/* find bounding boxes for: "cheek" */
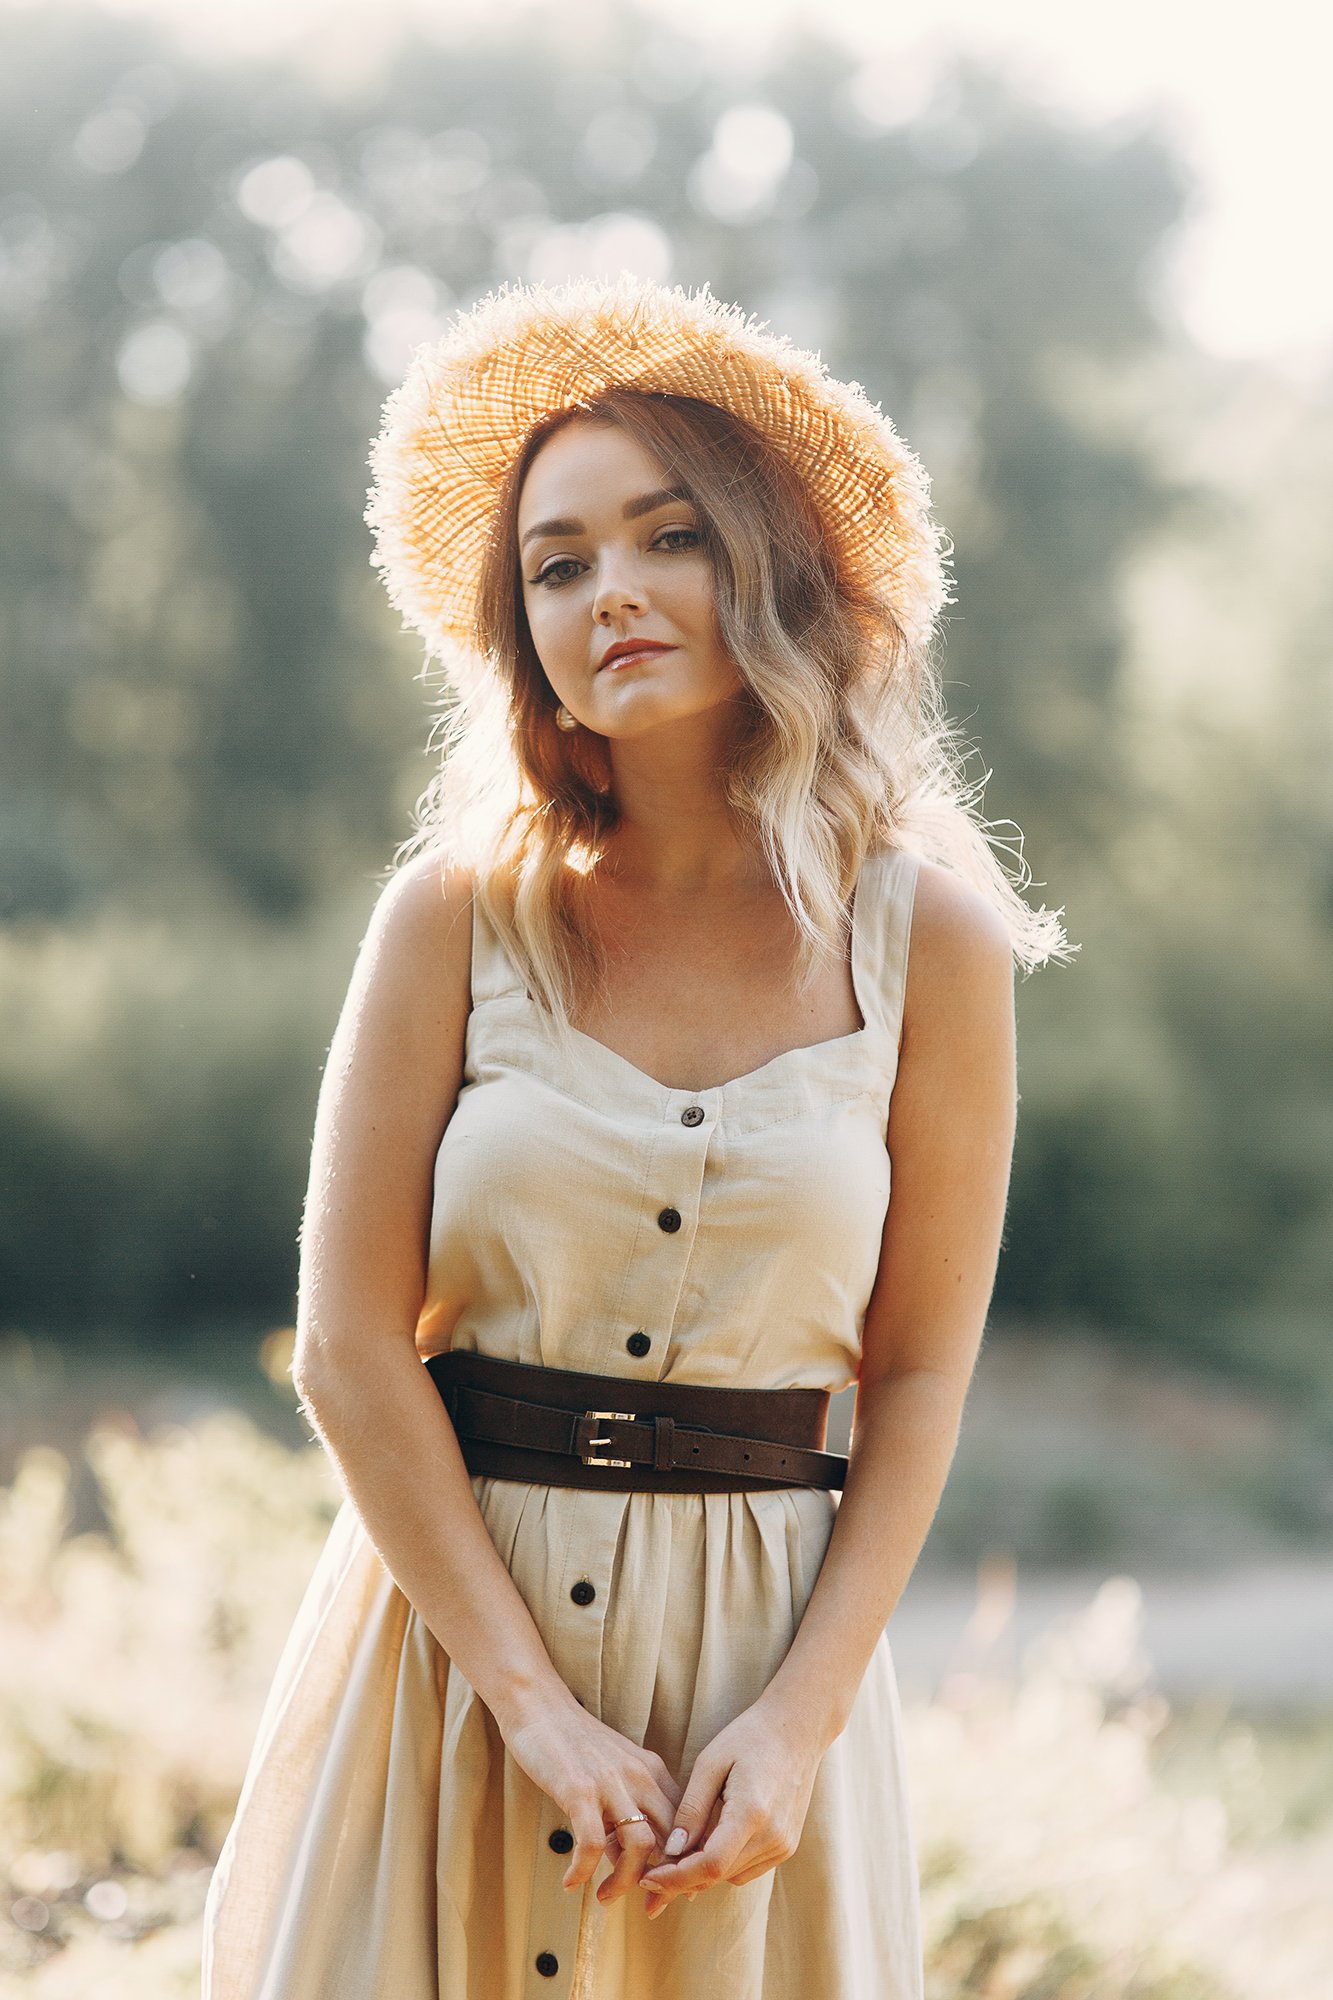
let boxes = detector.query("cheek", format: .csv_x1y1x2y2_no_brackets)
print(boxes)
670,562,722,638
522,587,577,661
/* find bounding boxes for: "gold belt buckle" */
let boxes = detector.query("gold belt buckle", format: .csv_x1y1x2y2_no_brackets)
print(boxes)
581,1408,637,1468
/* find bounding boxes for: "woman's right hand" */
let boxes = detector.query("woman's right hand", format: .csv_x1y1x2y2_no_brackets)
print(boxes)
502,1691,684,1904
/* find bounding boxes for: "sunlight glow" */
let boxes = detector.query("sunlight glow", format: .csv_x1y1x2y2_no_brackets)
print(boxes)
4,0,1330,368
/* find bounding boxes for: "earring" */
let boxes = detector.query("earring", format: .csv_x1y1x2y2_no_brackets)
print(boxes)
555,703,578,732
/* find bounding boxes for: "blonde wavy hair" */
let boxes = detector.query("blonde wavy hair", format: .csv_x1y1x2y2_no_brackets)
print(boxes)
393,387,1072,1041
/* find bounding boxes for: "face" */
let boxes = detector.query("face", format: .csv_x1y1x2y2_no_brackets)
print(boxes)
516,418,745,739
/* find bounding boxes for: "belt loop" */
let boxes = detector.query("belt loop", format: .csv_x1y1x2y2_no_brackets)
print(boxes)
652,1413,674,1471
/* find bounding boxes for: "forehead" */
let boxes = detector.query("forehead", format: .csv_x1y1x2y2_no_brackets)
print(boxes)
516,417,668,520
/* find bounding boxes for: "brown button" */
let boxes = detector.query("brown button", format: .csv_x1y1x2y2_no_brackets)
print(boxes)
681,1105,704,1126
548,1827,574,1853
626,1331,651,1356
536,1951,559,1976
657,1206,681,1232
570,1578,596,1605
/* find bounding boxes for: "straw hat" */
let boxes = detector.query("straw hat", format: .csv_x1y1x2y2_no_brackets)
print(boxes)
364,271,951,686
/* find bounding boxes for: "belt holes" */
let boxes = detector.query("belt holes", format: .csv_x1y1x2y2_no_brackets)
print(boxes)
744,1452,750,1460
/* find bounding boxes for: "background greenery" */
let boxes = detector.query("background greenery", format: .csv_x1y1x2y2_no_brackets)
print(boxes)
1,7,1329,1993
1,5,1330,1418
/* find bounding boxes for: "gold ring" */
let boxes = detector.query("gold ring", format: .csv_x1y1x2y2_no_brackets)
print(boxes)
610,1812,649,1829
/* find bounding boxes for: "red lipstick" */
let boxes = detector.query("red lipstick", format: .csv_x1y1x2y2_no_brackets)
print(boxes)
597,639,676,671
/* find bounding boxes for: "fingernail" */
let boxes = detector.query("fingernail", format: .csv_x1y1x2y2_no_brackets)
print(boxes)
665,1827,688,1856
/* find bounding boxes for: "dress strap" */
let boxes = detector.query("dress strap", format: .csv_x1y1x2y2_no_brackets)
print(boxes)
854,844,922,1050
469,883,527,1007
471,853,921,1029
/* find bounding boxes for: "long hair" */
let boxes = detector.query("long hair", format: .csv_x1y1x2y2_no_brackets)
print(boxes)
392,386,1072,1045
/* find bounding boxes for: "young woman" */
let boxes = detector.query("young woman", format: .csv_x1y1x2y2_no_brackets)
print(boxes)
201,273,1068,2000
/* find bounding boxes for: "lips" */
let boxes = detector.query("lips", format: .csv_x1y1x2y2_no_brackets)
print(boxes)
598,641,676,671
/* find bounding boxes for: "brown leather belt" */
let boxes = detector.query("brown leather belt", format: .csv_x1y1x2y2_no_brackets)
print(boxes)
425,1349,849,1492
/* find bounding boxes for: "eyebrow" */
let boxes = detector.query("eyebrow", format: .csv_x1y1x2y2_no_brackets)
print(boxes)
519,485,693,551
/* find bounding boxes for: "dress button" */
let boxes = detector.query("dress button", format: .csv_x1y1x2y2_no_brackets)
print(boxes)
626,1330,651,1356
536,1950,559,1976
657,1206,682,1232
570,1578,596,1606
681,1104,704,1126
548,1826,574,1853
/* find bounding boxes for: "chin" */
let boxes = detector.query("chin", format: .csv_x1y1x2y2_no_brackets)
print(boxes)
613,702,731,738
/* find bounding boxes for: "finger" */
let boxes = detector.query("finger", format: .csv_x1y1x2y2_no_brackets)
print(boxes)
646,1796,681,1864
621,1775,683,1877
645,1750,684,1819
562,1796,614,1892
641,1790,722,1888
643,1883,701,1917
732,1855,780,1885
644,1801,753,1898
642,1795,726,1910
640,1776,684,1859
567,1749,679,1895
648,1835,753,1898
640,1792,720,1896
596,1813,660,1905
604,1754,681,1846
651,1751,730,1873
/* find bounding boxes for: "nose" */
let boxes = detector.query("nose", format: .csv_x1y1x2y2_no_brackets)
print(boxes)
591,552,647,624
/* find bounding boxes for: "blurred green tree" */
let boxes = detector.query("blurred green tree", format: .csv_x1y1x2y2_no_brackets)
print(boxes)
0,5,1328,1414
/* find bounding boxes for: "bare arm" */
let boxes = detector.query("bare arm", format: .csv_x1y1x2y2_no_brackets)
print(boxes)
639,859,1018,1908
756,857,1019,1744
290,852,577,1740
291,853,682,1893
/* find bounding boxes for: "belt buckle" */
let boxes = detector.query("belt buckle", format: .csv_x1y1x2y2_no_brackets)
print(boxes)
581,1408,637,1468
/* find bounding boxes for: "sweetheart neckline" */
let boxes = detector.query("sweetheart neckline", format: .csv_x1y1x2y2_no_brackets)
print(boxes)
551,1013,877,1097
539,852,881,1095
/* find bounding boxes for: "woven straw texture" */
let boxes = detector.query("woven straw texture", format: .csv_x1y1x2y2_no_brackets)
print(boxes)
364,271,951,677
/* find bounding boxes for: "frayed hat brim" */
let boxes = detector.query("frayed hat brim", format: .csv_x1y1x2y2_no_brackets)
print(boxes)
364,271,952,676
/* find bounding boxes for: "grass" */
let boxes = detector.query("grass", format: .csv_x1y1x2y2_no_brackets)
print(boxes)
0,1383,1327,1997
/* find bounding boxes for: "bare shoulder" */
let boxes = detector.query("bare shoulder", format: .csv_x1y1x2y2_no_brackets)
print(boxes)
903,856,1016,1047
359,847,475,998
295,850,479,1385
325,846,479,1094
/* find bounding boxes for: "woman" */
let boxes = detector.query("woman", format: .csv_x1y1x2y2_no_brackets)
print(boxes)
201,273,1069,2000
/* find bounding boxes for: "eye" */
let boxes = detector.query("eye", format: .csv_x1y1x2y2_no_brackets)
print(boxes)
527,524,704,590
530,556,584,589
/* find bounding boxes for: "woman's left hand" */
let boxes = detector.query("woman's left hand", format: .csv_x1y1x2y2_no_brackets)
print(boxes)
633,1696,828,1916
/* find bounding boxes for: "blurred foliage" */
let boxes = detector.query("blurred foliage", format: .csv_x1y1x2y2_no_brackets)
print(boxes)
0,1417,1329,1994
0,5,1330,1399
0,889,370,1329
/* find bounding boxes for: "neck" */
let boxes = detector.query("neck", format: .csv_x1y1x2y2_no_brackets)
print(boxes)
599,712,764,897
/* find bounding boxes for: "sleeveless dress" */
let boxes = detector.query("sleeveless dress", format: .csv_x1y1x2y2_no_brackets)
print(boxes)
201,842,925,2000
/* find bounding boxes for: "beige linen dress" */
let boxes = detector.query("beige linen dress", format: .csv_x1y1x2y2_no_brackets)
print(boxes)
201,841,925,2000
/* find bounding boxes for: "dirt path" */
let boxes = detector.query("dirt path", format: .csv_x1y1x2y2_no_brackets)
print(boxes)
891,1556,1333,1707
